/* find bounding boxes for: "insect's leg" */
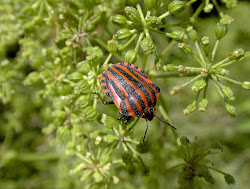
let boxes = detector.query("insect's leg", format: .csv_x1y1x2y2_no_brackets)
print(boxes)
92,92,114,105
118,114,124,120
124,116,132,124
142,119,149,143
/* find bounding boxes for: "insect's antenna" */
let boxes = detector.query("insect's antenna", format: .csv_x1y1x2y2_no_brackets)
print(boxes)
154,115,177,130
143,119,149,143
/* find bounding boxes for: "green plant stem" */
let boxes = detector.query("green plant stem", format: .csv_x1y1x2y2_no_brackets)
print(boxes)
203,78,209,98
190,0,205,22
219,59,243,68
158,105,178,139
75,152,92,164
142,54,148,70
168,163,185,170
187,0,199,6
202,164,227,175
211,39,220,62
126,118,140,133
211,0,224,17
124,33,138,49
211,75,224,99
187,145,191,160
195,41,206,67
181,75,202,88
135,32,144,51
212,57,230,68
103,53,112,67
136,4,146,26
158,11,170,20
18,153,59,161
159,40,176,58
215,74,242,85
126,143,139,155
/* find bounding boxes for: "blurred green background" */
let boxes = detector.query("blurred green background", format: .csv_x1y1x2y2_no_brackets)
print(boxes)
0,0,250,188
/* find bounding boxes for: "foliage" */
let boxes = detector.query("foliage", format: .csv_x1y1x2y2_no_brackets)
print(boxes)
0,0,250,188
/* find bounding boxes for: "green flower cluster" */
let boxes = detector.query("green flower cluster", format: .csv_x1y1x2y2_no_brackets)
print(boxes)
0,0,249,188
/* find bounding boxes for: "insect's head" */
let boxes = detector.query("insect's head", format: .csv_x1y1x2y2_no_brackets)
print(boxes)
142,107,155,121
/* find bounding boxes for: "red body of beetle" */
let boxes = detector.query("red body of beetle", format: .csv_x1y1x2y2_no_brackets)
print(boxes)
100,62,160,122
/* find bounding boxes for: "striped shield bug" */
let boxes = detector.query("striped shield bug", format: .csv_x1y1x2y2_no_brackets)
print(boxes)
94,62,176,142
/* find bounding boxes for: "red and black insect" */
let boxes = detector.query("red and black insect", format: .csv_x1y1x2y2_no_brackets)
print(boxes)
95,62,176,141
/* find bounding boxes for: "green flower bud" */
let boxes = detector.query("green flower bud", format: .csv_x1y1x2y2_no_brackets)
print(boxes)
112,175,119,184
125,49,138,63
166,30,187,42
107,39,117,53
201,68,209,77
221,0,237,8
211,141,223,152
222,86,235,102
144,0,158,10
74,80,90,94
178,43,193,55
86,46,103,59
80,170,92,181
242,81,250,89
243,51,250,59
225,103,236,117
178,65,189,73
101,114,115,129
103,134,118,143
67,72,83,81
141,165,150,176
220,14,234,25
187,26,197,41
24,21,35,33
118,44,125,51
229,48,244,60
199,98,208,112
56,126,70,140
93,171,103,183
53,97,66,109
195,166,215,184
127,164,136,175
56,83,72,95
203,3,213,13
168,0,186,15
23,71,42,86
114,28,134,40
183,102,196,115
145,16,162,28
81,106,97,121
111,15,127,25
87,55,101,67
215,23,228,39
171,85,183,96
155,57,162,70
192,79,207,92
224,173,236,185
125,6,141,23
180,136,190,145
136,141,151,153
215,68,229,76
75,96,89,109
201,36,211,56
77,61,90,74
122,151,133,165
140,37,155,54
162,64,175,72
